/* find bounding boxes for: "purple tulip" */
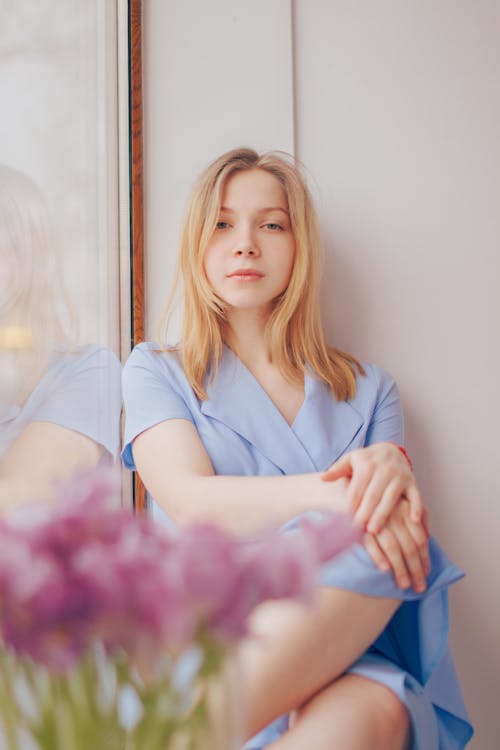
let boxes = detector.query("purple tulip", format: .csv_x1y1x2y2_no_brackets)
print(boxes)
176,524,241,617
0,467,360,671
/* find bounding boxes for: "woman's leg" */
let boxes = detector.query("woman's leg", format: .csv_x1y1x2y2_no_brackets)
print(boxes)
239,586,402,740
268,674,411,750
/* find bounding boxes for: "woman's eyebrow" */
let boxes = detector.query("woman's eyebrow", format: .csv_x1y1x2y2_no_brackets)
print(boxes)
258,207,289,215
219,206,289,214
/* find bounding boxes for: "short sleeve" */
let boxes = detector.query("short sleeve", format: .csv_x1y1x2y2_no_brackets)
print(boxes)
33,347,122,459
363,364,404,446
121,344,194,470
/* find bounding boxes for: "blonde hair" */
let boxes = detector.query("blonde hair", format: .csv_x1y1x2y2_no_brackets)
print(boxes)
0,164,76,399
158,147,364,401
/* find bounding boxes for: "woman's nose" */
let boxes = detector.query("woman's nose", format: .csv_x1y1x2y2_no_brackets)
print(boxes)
233,244,257,256
232,223,260,257
233,233,260,257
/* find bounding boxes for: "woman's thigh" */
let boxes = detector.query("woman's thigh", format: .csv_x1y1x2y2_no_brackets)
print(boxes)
240,586,402,739
271,673,411,750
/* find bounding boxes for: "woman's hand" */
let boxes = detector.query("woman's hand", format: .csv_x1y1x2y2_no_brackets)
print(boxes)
321,442,423,534
363,499,430,592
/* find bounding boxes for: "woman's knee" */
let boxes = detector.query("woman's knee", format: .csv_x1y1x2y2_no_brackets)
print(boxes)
366,680,411,750
292,674,410,750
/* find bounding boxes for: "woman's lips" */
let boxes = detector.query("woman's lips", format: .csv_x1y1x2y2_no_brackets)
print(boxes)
227,269,264,280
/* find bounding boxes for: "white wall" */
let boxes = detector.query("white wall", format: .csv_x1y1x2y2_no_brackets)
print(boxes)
143,0,294,339
145,2,500,746
293,4,500,747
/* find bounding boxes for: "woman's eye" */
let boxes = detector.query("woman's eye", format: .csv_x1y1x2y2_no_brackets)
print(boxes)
216,221,230,230
264,222,283,231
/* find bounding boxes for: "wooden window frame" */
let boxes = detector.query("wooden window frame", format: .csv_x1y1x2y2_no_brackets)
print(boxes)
129,0,146,511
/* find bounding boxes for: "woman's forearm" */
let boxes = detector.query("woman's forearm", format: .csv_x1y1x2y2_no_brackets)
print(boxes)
148,472,351,536
132,419,352,535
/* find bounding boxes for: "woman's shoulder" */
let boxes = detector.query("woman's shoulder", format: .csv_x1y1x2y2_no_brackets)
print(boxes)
124,341,183,371
123,342,191,394
349,361,400,408
357,361,397,387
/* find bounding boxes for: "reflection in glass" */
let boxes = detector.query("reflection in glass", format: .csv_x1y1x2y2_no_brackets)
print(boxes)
0,165,121,513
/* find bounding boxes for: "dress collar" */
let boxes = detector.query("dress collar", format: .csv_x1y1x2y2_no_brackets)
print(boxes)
200,347,363,474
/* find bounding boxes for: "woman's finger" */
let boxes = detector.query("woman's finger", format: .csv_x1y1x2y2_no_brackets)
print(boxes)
322,452,373,515
389,519,428,593
363,533,391,572
405,482,424,524
393,499,431,575
375,527,411,590
405,515,431,576
362,476,405,533
345,461,376,516
320,454,353,482
421,507,431,539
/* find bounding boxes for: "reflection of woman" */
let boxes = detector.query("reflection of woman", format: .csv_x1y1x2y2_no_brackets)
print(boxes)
0,165,121,512
122,149,472,749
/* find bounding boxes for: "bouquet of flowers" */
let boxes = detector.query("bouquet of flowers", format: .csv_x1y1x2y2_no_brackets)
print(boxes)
0,469,360,750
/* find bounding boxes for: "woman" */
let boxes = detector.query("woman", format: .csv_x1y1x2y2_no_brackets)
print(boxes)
122,148,472,749
0,164,121,511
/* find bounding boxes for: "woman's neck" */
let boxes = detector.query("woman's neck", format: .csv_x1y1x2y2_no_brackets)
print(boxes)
223,308,272,367
222,308,305,427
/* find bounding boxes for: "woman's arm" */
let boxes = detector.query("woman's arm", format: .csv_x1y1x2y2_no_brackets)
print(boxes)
0,421,103,512
132,418,352,536
133,419,430,589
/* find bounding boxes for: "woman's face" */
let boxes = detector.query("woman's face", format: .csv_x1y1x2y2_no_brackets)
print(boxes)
203,168,295,318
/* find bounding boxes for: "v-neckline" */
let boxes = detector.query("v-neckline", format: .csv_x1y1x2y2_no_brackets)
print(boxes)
222,345,308,430
200,345,365,474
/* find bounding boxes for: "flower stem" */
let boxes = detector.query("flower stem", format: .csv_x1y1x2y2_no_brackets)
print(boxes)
0,649,25,750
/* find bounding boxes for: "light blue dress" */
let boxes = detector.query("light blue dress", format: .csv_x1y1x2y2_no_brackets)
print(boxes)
1,346,122,460
122,342,473,750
